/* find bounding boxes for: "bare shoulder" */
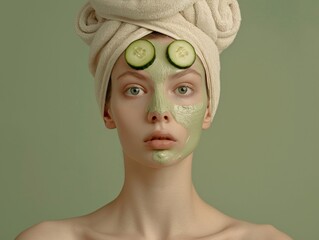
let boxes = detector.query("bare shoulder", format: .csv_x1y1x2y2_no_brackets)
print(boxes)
15,220,76,240
224,220,293,240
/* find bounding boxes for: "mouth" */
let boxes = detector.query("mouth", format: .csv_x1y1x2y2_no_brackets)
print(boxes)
144,131,176,149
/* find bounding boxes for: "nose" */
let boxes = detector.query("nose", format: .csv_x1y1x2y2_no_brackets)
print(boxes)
147,111,170,123
147,90,171,123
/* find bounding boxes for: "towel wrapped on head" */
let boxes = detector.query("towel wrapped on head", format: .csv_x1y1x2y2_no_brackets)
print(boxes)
75,0,241,123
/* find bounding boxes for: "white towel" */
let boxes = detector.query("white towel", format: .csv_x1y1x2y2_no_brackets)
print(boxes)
75,0,241,123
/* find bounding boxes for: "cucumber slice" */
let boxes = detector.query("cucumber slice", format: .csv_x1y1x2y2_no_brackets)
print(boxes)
125,39,156,70
166,40,196,69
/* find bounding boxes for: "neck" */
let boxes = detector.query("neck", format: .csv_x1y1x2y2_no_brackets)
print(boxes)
110,153,208,238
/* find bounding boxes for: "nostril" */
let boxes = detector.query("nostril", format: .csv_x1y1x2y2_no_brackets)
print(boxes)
149,112,170,122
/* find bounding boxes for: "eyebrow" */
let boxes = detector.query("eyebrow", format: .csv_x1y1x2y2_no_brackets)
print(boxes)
116,71,149,81
116,68,201,82
170,68,201,80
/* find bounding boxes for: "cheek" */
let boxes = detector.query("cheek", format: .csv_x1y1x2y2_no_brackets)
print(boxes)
172,103,206,130
111,98,146,136
173,103,207,154
113,110,141,152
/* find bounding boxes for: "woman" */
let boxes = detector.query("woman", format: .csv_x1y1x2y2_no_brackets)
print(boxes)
16,0,292,239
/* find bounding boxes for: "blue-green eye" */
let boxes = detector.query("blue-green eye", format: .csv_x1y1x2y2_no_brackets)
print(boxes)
176,86,191,95
125,86,144,96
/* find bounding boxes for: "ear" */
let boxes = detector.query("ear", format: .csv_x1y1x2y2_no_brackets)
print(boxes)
103,104,116,129
202,106,212,129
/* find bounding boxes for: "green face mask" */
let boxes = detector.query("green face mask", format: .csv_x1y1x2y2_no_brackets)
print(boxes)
143,39,208,164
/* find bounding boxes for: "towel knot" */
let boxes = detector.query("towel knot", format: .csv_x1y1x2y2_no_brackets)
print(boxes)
90,0,198,20
78,0,241,52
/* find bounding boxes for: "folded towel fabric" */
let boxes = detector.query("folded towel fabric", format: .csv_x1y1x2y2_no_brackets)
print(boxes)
75,0,241,123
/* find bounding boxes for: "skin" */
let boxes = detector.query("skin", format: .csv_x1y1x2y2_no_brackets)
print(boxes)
15,34,293,240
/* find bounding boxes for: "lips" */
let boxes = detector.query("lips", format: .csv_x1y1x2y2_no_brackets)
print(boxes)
144,131,176,149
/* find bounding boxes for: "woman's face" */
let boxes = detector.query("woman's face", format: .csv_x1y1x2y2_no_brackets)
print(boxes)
105,35,211,168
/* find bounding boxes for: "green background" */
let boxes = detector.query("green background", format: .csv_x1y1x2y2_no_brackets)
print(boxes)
1,1,318,239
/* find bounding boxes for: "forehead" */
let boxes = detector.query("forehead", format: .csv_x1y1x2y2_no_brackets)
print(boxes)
111,34,205,81
143,33,175,43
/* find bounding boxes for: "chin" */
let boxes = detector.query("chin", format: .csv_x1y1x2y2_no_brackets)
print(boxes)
143,149,193,168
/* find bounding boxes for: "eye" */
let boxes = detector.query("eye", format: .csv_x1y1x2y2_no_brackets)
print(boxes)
175,85,192,95
125,86,145,96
